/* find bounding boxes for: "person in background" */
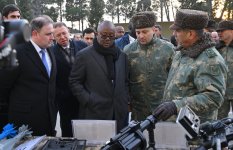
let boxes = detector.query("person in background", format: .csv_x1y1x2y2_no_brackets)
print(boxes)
0,3,21,129
204,19,219,43
115,25,125,39
2,4,21,20
0,15,58,136
153,9,227,123
216,20,233,119
211,31,220,43
115,21,136,51
52,22,87,137
73,33,83,41
170,34,177,47
204,19,217,33
124,11,175,122
154,24,169,41
69,21,130,133
82,28,95,46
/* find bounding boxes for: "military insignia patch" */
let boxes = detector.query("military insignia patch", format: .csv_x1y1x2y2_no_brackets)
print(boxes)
208,64,220,76
205,49,217,58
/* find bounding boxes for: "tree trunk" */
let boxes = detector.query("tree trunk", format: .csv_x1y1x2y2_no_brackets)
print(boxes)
112,12,114,22
81,18,84,32
164,1,170,21
59,2,62,22
79,20,81,31
207,0,213,18
160,0,163,22
219,1,227,20
117,6,120,23
170,0,175,20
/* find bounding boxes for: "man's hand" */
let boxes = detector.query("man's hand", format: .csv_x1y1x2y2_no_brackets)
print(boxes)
153,101,177,121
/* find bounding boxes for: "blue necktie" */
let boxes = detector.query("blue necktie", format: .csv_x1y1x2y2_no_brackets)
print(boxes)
40,49,50,76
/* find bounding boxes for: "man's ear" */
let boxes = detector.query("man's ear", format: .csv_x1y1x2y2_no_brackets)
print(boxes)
188,30,197,40
31,30,38,37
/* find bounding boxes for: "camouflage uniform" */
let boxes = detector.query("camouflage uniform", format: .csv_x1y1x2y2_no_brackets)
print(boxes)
124,37,175,121
164,34,227,123
217,41,233,119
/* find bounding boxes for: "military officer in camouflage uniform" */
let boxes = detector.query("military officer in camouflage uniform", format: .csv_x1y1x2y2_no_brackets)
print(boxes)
216,20,233,119
123,11,175,121
153,9,227,123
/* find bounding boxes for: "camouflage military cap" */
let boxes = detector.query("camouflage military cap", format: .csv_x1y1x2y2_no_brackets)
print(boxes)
170,9,209,30
131,11,156,29
216,20,233,31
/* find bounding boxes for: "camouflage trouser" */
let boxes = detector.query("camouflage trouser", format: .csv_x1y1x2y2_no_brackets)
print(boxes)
131,103,160,122
131,108,151,122
218,98,232,119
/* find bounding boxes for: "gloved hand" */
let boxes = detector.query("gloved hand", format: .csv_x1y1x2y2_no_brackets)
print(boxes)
153,101,177,121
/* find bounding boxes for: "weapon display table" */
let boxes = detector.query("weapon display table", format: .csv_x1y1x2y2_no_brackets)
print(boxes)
16,136,103,150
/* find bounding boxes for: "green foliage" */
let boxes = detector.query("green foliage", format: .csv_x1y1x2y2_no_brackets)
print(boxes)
151,0,160,12
224,0,233,20
0,0,15,12
105,0,136,23
65,0,87,21
120,0,137,22
43,6,59,22
44,0,63,22
205,0,232,20
65,0,79,22
17,0,33,21
88,0,105,29
105,0,117,21
178,0,209,11
136,0,152,12
65,0,88,29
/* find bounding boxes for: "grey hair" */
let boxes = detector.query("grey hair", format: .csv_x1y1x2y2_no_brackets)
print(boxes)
30,15,53,32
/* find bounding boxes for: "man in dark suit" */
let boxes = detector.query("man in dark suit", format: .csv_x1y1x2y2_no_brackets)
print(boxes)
52,22,87,137
0,15,57,136
69,21,130,133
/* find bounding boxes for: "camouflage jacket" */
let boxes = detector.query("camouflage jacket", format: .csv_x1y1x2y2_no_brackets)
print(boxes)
164,35,227,123
218,41,233,100
217,41,233,119
124,37,175,121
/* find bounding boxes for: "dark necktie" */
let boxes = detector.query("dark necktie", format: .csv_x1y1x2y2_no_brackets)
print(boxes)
64,47,70,55
40,49,50,76
63,47,74,64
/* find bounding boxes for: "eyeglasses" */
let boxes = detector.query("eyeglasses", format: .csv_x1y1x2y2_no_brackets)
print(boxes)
99,33,115,39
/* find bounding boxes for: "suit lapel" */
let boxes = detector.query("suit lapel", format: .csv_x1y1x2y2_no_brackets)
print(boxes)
54,45,70,67
47,47,56,80
90,47,108,76
24,42,50,79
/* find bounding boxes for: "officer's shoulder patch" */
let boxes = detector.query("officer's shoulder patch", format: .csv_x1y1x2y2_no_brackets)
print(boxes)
208,64,221,76
205,49,217,58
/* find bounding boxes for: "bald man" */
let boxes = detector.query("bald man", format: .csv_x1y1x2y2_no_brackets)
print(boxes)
69,21,130,133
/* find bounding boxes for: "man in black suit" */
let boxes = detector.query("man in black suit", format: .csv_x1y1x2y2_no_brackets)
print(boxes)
52,22,87,137
69,21,130,133
0,15,57,136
